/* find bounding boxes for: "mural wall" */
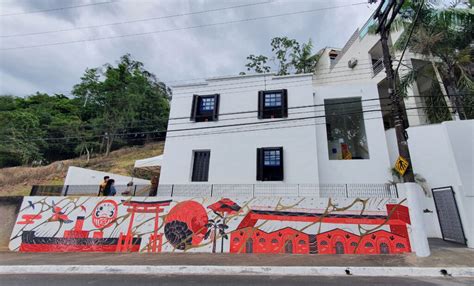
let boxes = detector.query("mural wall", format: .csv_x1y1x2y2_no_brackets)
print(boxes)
9,196,412,255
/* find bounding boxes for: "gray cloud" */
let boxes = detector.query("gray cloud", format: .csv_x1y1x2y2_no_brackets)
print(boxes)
0,0,376,96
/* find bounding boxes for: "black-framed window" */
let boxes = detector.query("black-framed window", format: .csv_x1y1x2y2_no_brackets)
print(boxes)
191,150,210,182
325,97,369,160
258,89,288,119
191,94,220,122
257,147,283,181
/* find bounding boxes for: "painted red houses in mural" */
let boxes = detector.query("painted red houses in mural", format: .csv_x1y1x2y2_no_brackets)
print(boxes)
230,204,411,255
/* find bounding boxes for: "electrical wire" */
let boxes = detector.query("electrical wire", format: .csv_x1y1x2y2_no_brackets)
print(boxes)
2,105,459,143
0,2,368,51
0,1,273,38
0,1,116,17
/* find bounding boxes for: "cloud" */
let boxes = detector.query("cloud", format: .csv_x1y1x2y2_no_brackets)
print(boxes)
0,0,376,96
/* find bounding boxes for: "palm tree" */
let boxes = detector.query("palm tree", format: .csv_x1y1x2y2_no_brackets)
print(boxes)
204,214,228,253
373,0,474,120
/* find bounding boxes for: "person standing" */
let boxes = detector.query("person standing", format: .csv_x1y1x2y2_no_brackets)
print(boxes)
98,176,110,196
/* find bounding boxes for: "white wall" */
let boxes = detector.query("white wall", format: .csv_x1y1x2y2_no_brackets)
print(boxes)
160,74,320,185
64,166,150,186
313,24,429,128
314,82,392,184
400,120,474,247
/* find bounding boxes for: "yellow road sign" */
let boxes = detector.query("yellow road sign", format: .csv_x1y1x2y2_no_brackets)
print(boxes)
395,156,409,176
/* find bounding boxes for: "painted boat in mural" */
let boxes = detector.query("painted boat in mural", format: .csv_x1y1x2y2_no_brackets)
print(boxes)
19,230,142,252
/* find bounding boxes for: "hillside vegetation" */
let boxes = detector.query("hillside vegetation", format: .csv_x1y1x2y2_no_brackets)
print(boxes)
0,142,164,196
0,54,170,168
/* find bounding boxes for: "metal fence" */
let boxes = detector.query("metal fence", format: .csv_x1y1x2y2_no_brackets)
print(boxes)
30,184,152,196
157,183,398,198
30,183,398,198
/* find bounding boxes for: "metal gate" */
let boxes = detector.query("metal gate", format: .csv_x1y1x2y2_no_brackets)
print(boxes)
432,187,466,245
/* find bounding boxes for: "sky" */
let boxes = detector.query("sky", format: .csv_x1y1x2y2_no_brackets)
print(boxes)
0,0,377,97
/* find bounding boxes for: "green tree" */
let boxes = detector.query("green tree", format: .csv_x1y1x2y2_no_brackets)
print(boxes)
0,111,44,166
244,37,320,75
386,0,474,120
73,54,170,156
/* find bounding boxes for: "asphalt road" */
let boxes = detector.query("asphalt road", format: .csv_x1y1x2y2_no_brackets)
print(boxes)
0,274,472,286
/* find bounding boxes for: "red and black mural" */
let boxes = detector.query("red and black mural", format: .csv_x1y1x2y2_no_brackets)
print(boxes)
229,204,411,254
9,196,413,255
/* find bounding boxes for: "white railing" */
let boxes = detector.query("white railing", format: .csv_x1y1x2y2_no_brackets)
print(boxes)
157,183,398,198
372,58,384,76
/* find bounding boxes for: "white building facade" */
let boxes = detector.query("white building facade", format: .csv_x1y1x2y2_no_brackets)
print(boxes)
159,13,473,248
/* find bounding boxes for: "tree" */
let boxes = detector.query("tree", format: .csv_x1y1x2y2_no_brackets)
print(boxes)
245,55,271,74
244,37,320,75
0,111,44,166
271,37,299,75
291,39,320,74
72,54,171,156
204,215,228,253
387,0,474,120
0,53,171,167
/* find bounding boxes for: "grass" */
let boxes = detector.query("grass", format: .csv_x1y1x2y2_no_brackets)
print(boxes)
0,142,164,196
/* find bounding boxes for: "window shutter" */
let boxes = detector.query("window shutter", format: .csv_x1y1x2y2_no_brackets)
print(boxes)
282,89,288,118
256,148,263,180
192,151,211,182
278,147,284,181
258,91,264,119
213,94,220,121
190,95,199,121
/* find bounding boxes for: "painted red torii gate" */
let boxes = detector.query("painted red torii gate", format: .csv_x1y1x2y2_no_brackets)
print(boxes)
117,200,172,252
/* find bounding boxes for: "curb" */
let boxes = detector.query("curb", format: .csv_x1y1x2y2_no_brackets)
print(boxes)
0,265,473,277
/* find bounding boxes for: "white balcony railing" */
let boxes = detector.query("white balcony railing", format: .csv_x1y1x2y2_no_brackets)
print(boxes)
372,58,384,77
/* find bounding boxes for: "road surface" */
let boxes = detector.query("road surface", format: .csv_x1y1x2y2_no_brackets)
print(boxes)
0,274,472,286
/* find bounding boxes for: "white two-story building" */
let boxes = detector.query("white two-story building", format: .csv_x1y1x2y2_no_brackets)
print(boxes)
157,12,473,248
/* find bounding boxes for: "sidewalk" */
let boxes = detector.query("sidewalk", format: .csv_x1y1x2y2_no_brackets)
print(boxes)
0,239,472,277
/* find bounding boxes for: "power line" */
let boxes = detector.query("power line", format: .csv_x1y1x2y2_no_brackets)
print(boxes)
0,1,273,38
3,105,455,143
0,2,368,51
0,0,116,17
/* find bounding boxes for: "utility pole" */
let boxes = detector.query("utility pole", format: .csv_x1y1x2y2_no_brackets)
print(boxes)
373,0,430,258
374,0,415,182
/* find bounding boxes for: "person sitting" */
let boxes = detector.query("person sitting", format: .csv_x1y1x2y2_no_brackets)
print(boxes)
121,181,134,196
98,176,109,196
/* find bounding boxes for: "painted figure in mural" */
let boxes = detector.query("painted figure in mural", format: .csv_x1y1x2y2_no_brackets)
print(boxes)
98,176,110,196
103,179,117,196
